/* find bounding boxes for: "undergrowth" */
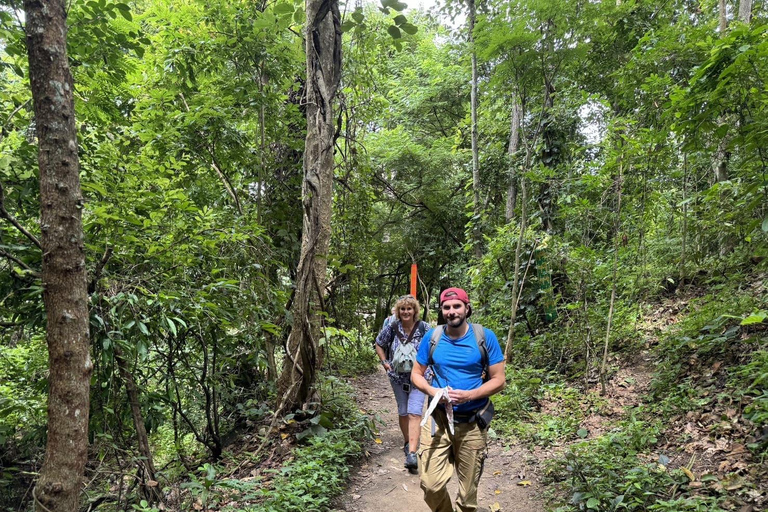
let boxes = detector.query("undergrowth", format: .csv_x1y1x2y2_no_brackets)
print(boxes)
544,416,727,512
133,374,373,512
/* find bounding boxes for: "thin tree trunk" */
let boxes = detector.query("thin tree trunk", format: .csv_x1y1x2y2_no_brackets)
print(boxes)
681,152,688,286
277,0,341,413
468,0,482,259
719,0,727,33
114,346,162,504
600,163,623,396
739,0,752,23
504,170,529,361
24,0,92,509
505,94,521,222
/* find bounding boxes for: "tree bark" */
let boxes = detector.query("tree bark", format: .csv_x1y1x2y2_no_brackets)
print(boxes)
24,0,92,510
719,0,727,33
505,94,522,222
468,0,482,259
504,167,529,361
277,0,341,413
738,0,752,23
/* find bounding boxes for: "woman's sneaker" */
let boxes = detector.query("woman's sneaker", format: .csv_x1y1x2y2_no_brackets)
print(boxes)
403,442,409,456
405,451,418,472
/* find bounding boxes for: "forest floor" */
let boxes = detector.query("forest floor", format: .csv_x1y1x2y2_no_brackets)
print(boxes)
332,369,547,512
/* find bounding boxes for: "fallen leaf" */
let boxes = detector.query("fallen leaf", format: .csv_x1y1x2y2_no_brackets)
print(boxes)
375,438,383,444
681,467,695,481
281,433,289,440
493,471,502,476
352,494,362,500
517,480,531,487
489,503,501,512
146,480,158,487
403,484,409,491
495,489,501,495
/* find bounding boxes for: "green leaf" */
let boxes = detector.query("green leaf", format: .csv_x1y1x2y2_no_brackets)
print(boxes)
351,9,365,23
586,497,599,509
762,214,768,232
274,2,294,15
400,22,418,35
166,317,177,336
341,19,356,32
741,312,767,325
387,25,402,39
393,14,407,25
114,3,132,21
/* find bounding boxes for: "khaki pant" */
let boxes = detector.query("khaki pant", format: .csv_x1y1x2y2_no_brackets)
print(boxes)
418,408,488,512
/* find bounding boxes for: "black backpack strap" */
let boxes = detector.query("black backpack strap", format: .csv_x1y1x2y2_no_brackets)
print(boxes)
386,320,401,360
470,323,488,381
428,325,444,367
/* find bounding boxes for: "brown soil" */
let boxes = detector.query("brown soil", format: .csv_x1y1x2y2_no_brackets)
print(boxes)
333,369,546,512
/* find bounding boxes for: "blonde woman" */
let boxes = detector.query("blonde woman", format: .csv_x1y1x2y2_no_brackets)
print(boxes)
375,294,430,472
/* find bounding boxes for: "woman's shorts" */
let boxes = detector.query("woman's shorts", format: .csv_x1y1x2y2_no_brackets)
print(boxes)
390,379,427,416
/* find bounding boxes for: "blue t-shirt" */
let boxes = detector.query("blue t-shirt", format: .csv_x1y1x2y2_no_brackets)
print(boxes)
416,323,504,413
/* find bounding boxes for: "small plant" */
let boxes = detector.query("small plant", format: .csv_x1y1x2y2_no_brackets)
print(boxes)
131,500,161,512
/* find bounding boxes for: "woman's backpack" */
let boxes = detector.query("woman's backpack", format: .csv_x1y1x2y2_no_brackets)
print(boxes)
389,321,426,374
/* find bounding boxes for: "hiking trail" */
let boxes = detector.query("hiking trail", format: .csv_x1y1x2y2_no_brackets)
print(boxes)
333,369,546,512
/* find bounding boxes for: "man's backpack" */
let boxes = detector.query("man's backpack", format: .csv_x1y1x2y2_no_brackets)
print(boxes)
389,321,427,374
428,323,489,381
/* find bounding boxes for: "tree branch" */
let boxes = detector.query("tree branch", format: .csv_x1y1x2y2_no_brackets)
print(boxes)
88,246,113,294
0,181,42,250
0,247,38,275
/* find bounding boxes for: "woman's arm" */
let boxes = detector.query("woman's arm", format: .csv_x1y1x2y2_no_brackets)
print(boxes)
375,344,392,372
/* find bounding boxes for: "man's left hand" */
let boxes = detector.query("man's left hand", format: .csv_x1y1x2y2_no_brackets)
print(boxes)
447,389,475,405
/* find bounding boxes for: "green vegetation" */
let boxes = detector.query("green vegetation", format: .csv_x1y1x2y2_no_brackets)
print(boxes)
1,0,767,509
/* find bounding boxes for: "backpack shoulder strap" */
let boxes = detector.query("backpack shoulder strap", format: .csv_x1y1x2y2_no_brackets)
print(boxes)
428,325,444,367
387,320,400,359
418,321,427,338
471,323,489,380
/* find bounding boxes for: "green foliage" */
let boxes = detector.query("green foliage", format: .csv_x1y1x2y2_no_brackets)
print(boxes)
494,368,608,447
728,350,768,451
546,418,726,512
322,327,379,376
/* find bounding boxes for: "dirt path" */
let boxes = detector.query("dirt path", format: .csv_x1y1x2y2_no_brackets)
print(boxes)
334,368,546,512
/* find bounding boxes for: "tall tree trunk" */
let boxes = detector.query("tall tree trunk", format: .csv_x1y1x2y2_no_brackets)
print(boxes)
505,94,522,222
738,0,752,23
681,152,688,286
24,0,92,510
277,0,341,413
719,0,727,33
114,346,162,504
600,162,623,396
468,0,482,259
504,161,529,361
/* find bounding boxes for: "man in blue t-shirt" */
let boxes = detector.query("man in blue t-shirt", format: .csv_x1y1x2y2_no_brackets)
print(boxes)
411,287,506,512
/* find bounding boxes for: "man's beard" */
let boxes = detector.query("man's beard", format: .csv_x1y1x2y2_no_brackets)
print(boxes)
446,315,466,327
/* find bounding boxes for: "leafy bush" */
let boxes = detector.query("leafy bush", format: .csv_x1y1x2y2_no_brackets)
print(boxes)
322,327,379,376
546,417,726,511
164,374,374,512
